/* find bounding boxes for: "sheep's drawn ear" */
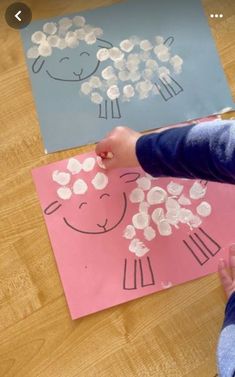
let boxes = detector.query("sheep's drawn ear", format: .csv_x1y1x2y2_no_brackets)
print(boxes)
120,172,140,183
44,201,62,215
32,56,45,74
164,36,174,47
97,38,113,49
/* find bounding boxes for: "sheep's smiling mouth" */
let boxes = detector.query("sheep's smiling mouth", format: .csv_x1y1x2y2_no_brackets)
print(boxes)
63,193,127,235
45,60,100,82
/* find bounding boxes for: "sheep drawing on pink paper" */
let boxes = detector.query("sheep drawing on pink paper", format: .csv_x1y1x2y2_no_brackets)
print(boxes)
43,155,221,291
27,15,184,119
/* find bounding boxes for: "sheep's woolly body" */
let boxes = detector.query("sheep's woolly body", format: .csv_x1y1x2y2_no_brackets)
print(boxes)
27,15,184,103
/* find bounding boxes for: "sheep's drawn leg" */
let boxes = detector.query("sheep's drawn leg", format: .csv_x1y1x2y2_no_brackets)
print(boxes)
111,99,121,119
98,100,108,119
123,258,137,290
155,75,183,102
182,227,221,266
139,256,155,287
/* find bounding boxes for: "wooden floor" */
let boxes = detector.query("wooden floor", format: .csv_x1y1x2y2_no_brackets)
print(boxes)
0,0,235,376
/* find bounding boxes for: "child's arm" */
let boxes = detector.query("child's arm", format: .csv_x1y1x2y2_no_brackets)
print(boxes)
96,119,235,184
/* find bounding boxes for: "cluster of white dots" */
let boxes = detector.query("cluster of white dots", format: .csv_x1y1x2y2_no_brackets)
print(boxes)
82,35,183,102
52,156,108,200
123,177,212,258
27,16,103,58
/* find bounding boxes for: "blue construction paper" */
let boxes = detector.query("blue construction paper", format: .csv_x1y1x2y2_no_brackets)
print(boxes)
21,0,234,153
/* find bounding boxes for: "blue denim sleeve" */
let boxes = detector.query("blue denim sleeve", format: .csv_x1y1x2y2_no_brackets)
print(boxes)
136,120,235,184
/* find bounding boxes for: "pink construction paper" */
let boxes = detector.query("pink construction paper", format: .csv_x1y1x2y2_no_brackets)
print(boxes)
32,147,235,320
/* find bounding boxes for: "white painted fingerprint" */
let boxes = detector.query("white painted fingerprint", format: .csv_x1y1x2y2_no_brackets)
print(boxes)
196,201,212,217
107,85,120,100
129,238,149,257
85,32,96,45
82,157,96,172
119,39,134,52
47,35,60,47
92,172,108,190
189,182,207,199
137,177,151,191
97,48,110,61
165,198,180,211
67,158,82,174
167,181,184,196
147,186,167,204
52,170,71,185
27,46,39,59
89,76,102,88
73,179,88,194
145,59,158,70
152,208,165,225
57,38,67,50
102,66,115,80
157,220,172,236
132,212,149,229
81,82,92,95
161,281,173,289
58,17,73,30
123,225,136,240
57,187,72,200
178,194,191,206
91,92,103,104
139,39,153,51
31,31,46,44
43,22,57,35
179,208,194,223
139,201,150,213
73,15,86,27
123,85,135,98
189,215,202,228
38,42,52,57
165,209,180,227
144,226,156,241
129,188,145,203
109,47,124,61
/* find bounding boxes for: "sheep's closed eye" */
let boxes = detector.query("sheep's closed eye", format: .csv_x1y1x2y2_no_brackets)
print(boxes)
80,51,90,57
79,202,87,209
100,193,110,199
59,57,70,63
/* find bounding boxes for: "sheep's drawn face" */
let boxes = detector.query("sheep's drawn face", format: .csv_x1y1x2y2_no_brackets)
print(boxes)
44,172,140,235
32,38,113,82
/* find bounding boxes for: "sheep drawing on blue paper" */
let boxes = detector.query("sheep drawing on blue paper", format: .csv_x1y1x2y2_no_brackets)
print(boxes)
27,15,184,119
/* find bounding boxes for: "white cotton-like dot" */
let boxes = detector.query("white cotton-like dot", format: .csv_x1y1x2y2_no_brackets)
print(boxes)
67,158,82,174
43,22,57,35
129,188,145,203
137,177,151,191
91,92,103,104
31,31,46,44
140,39,153,51
129,70,141,82
109,47,124,61
73,179,88,194
57,38,67,50
52,170,71,185
189,215,202,228
83,24,93,33
165,209,180,226
106,76,118,86
47,35,59,47
27,46,39,59
93,27,103,37
196,201,212,217
123,225,136,240
123,85,135,98
142,69,153,80
147,186,167,204
84,32,96,45
132,212,149,229
97,48,110,61
92,172,108,190
57,187,72,200
96,156,106,169
81,82,92,95
167,181,184,196
89,76,102,88
120,39,134,52
107,85,120,100
139,51,150,62
73,15,86,27
179,208,193,223
165,198,180,211
161,281,173,289
136,80,153,94
144,226,156,241
101,66,115,80
75,28,86,40
67,36,79,48
152,207,165,225
158,220,172,236
82,157,96,172
38,42,52,57
126,55,140,71
146,59,158,70
118,70,130,82
170,55,183,73
155,36,164,45
154,45,170,62
129,238,149,257
189,181,207,199
178,194,191,206
58,17,73,30
139,201,150,214
158,66,170,79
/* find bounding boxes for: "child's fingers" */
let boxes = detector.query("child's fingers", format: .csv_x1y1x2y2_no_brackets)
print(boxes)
95,137,114,156
218,258,233,298
101,155,118,170
229,244,235,280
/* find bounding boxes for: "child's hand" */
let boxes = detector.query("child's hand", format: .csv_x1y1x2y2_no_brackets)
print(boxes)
95,126,142,169
218,245,235,299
